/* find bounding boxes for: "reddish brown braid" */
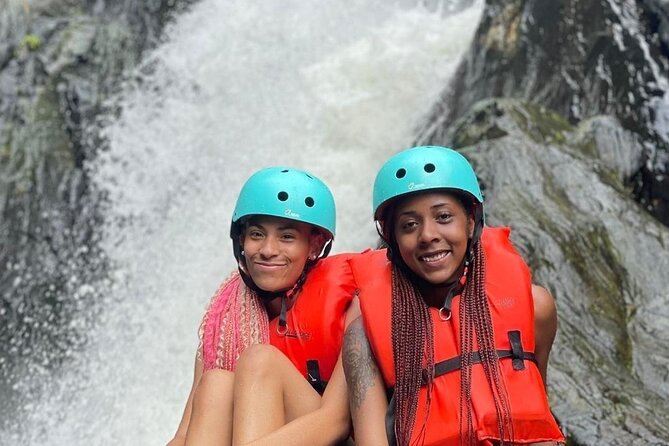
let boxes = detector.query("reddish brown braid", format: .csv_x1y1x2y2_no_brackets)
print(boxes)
391,264,435,446
459,240,514,445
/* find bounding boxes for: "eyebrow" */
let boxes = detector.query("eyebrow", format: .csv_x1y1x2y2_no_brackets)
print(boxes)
397,202,451,216
246,222,300,231
277,224,300,231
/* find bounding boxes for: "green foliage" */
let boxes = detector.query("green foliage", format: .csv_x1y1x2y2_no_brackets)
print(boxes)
507,102,571,145
21,34,42,51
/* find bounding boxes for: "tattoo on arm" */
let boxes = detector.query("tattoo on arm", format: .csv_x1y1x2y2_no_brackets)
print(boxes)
343,317,381,409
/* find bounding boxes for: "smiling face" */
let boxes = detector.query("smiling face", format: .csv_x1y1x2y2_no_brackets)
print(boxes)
392,191,475,288
242,215,321,292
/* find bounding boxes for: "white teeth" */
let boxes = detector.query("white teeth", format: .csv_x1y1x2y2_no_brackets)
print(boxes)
421,252,448,262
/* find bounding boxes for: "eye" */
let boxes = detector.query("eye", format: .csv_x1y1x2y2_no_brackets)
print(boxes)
436,212,452,223
280,232,297,241
400,219,419,232
247,229,264,239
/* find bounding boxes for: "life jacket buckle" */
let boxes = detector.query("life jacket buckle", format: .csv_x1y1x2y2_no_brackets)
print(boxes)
276,321,287,336
439,307,452,321
508,330,526,371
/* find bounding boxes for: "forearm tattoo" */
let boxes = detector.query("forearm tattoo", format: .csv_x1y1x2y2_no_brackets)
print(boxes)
343,317,381,409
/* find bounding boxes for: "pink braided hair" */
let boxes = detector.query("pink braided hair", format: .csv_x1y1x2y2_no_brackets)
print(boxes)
198,272,270,371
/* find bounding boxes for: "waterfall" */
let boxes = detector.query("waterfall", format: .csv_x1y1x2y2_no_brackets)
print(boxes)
6,0,482,444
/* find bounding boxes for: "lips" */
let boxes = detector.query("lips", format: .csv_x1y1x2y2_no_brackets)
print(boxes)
419,250,451,263
254,262,287,269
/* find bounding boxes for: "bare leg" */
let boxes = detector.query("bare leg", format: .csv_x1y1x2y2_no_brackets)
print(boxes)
232,344,321,445
185,369,235,446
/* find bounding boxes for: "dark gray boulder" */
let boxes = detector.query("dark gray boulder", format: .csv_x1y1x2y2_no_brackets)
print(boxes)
420,0,669,225
415,2,669,441
419,97,669,445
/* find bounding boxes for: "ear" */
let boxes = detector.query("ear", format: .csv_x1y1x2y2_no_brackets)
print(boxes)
239,232,246,252
238,218,249,244
467,214,476,239
308,231,327,259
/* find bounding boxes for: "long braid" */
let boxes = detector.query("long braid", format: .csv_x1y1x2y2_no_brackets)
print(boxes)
391,264,435,446
199,272,270,371
460,241,514,444
458,258,475,446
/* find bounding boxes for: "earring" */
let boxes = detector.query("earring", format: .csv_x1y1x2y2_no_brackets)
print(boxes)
241,250,245,257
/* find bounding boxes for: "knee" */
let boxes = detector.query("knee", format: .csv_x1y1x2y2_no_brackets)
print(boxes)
235,344,283,379
192,369,235,409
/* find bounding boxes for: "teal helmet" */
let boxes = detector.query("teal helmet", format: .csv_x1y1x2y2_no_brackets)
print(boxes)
230,166,336,245
373,145,483,223
230,166,335,302
374,146,484,311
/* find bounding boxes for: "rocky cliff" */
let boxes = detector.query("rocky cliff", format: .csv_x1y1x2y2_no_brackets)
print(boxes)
418,0,669,444
2,0,669,444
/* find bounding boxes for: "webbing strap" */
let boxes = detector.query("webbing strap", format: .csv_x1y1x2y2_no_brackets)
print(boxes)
306,359,327,394
385,392,397,446
429,349,536,381
427,331,536,382
385,330,535,439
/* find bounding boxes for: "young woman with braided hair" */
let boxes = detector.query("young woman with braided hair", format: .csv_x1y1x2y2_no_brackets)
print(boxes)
343,146,564,446
167,167,359,446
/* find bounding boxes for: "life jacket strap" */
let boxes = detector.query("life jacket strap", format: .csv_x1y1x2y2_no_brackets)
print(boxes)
425,330,536,382
385,391,397,446
306,359,327,394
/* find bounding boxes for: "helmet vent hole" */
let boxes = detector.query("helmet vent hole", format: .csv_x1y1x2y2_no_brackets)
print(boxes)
424,163,435,173
305,174,314,179
281,169,289,173
396,168,406,179
305,197,315,207
278,191,289,201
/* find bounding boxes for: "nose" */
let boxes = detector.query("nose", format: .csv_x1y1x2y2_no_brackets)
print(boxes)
258,235,280,258
419,219,440,245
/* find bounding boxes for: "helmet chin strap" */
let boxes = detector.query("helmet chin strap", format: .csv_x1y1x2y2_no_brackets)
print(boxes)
438,217,483,321
233,232,302,302
437,260,468,321
236,241,328,333
236,262,302,335
384,217,482,322
237,263,290,301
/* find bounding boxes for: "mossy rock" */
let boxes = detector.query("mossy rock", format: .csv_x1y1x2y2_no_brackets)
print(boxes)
21,34,42,51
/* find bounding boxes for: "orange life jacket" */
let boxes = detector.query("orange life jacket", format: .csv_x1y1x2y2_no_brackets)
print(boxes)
350,227,564,445
269,252,357,389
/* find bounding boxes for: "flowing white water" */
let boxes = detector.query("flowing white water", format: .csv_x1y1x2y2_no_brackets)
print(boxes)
11,1,482,444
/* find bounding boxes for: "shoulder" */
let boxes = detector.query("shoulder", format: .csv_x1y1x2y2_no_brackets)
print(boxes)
344,292,361,327
531,285,557,321
310,252,355,277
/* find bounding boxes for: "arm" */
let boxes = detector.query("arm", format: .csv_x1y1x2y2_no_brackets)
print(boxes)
236,297,361,446
342,316,390,446
532,284,558,388
167,354,203,446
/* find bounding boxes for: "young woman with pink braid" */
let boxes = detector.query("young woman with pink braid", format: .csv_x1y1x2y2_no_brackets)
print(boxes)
168,167,358,446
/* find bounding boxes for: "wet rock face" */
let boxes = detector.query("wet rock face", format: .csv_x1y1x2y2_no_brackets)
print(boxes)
0,0,196,427
426,98,669,445
642,0,669,52
423,0,669,226
418,1,669,440
418,9,669,441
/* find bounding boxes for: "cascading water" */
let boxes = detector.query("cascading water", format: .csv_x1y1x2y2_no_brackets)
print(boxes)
5,1,483,444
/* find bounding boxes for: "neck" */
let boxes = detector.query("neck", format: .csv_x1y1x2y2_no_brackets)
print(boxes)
419,265,467,308
263,291,300,320
419,282,455,307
